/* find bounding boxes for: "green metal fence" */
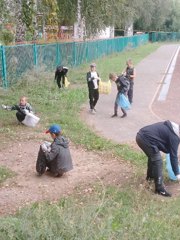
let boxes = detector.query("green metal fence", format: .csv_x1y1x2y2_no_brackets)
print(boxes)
149,32,180,42
0,34,149,88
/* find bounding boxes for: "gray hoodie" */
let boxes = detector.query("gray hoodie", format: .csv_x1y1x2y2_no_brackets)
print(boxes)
45,136,73,174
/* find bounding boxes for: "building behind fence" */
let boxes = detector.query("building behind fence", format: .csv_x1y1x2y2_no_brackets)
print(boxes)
1,32,179,89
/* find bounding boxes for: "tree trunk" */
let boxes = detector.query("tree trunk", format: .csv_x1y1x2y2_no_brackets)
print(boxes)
15,0,26,42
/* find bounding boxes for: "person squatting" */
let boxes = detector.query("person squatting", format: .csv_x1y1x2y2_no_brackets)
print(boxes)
2,96,33,123
36,124,73,177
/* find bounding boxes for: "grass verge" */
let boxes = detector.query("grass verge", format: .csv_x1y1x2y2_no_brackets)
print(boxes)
0,185,179,240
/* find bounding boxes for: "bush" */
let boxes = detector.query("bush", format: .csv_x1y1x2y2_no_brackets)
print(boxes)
0,30,14,45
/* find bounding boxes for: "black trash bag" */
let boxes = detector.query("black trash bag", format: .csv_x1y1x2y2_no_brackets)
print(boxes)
36,147,47,175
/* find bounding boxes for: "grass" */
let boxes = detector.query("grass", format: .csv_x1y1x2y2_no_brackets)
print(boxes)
0,166,15,184
0,185,180,240
1,42,178,239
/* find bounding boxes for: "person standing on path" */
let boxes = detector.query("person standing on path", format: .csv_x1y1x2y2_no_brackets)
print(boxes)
86,63,101,114
122,59,136,104
136,120,180,197
109,73,130,118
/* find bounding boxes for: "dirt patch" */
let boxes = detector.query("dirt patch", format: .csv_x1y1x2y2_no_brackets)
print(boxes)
0,140,133,216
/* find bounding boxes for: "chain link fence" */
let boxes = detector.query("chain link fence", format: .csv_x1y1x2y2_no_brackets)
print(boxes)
0,34,149,88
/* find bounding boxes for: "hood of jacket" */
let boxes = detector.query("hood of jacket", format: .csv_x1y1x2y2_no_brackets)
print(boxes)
164,120,180,138
54,136,69,148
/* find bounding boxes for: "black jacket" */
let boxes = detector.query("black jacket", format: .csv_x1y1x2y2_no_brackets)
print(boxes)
116,75,129,94
86,71,100,90
11,103,32,114
137,120,180,175
125,66,134,81
55,66,68,80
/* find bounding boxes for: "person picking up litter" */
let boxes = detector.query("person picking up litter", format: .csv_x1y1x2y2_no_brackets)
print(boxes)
36,124,73,177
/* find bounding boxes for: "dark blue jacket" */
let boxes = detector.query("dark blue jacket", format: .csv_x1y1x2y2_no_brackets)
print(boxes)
116,75,129,94
138,120,180,175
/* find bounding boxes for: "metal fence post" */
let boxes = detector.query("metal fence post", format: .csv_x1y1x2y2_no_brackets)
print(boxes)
56,43,60,66
1,46,8,89
73,42,76,66
33,43,38,66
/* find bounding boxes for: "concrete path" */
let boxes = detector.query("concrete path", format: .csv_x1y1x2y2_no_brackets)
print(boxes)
81,44,180,144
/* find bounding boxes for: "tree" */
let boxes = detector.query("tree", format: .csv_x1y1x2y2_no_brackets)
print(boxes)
164,0,180,32
56,0,77,26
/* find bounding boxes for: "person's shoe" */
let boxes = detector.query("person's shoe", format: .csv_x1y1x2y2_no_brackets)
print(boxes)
93,108,97,112
89,109,95,114
111,113,118,118
121,113,127,118
155,188,172,197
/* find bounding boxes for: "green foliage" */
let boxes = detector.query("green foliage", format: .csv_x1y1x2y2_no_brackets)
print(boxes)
134,0,180,32
21,0,36,34
164,0,180,32
0,166,15,184
41,0,59,25
1,186,180,239
56,0,77,25
0,30,14,45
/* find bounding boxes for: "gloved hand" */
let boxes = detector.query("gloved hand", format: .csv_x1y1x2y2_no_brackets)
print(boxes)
41,143,48,152
44,141,51,152
1,104,7,110
176,174,180,181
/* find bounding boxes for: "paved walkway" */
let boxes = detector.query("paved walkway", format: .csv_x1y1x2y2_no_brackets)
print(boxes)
81,44,180,144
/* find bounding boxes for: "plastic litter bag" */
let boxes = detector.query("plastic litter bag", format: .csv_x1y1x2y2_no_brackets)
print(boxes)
41,141,51,152
64,76,70,88
99,80,111,94
22,111,40,127
166,154,180,180
116,93,131,110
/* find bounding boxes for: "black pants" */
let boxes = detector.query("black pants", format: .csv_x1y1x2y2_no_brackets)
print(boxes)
136,133,164,190
16,111,26,122
128,80,134,104
56,75,65,88
89,88,99,110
